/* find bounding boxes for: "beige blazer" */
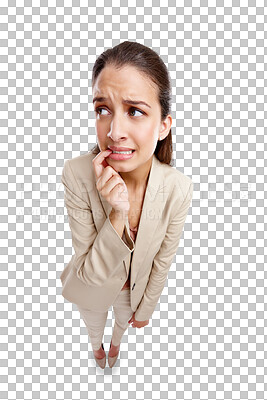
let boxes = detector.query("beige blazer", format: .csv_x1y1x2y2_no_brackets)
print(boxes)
60,150,193,321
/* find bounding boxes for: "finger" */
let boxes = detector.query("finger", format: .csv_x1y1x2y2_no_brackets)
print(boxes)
95,164,116,186
98,172,123,197
96,163,122,192
92,149,112,181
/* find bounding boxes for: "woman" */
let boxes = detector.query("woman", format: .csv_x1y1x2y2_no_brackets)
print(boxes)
60,41,194,369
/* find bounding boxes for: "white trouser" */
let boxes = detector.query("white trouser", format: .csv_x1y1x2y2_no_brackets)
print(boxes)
77,288,133,351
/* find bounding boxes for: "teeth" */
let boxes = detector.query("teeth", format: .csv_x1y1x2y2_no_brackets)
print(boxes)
112,150,133,154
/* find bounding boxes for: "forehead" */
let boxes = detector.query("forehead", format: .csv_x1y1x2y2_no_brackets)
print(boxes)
92,65,158,101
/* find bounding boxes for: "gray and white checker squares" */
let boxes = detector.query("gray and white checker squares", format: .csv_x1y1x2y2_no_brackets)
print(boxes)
1,1,266,399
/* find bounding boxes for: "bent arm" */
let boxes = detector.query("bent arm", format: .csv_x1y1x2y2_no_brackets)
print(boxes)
61,160,135,286
134,181,194,321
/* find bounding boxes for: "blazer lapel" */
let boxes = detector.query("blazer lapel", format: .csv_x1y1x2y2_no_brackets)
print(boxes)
97,154,169,283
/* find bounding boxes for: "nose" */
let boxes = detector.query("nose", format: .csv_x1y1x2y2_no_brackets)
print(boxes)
107,114,128,141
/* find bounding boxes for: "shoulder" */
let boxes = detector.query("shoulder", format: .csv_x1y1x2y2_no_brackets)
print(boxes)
156,157,194,202
66,150,95,168
61,150,97,197
63,150,96,178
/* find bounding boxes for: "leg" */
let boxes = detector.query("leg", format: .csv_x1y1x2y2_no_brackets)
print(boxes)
111,288,133,346
77,305,108,352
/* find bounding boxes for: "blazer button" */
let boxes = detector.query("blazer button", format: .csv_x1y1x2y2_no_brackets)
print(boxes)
132,283,135,290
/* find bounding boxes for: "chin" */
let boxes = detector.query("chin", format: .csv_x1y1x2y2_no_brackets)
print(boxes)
108,159,135,171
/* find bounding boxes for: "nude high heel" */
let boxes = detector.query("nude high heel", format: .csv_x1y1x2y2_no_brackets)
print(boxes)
93,343,106,369
108,339,120,368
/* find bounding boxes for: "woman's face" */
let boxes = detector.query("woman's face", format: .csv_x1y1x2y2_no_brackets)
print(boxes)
92,64,171,173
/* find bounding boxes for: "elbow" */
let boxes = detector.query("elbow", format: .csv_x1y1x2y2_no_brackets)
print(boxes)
75,253,108,287
76,266,104,287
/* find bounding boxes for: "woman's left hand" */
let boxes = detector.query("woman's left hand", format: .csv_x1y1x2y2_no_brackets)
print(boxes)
128,312,149,328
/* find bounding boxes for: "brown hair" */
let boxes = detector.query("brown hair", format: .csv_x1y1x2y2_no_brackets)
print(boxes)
90,40,174,166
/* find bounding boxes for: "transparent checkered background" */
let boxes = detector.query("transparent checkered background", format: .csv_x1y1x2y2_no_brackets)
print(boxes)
1,0,266,399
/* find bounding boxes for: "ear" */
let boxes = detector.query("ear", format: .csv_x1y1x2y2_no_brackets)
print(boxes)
158,114,172,141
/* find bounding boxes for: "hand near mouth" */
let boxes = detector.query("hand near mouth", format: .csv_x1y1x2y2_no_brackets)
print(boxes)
92,149,130,214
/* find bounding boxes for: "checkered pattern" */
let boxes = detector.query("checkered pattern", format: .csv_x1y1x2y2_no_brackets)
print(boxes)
1,1,266,399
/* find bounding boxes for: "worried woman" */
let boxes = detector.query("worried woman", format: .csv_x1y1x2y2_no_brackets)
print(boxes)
60,41,194,369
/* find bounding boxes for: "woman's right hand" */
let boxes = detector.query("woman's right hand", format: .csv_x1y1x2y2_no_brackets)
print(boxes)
92,149,130,214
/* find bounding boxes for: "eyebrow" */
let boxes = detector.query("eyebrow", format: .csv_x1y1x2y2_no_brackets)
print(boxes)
92,96,151,109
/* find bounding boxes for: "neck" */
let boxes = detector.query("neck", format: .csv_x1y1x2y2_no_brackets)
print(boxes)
119,155,153,191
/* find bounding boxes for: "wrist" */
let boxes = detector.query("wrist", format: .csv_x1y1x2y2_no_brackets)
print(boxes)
111,208,129,218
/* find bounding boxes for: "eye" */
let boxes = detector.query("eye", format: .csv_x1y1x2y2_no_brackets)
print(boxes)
94,106,145,117
129,107,144,117
94,107,109,116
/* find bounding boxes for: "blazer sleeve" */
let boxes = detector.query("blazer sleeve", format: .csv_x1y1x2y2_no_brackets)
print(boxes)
134,180,194,321
61,159,135,286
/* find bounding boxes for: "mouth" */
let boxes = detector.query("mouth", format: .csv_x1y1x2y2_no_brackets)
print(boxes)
108,146,135,154
107,149,136,160
110,149,135,154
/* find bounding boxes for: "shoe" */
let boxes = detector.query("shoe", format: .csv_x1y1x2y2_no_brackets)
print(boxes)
108,339,120,368
93,343,106,369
